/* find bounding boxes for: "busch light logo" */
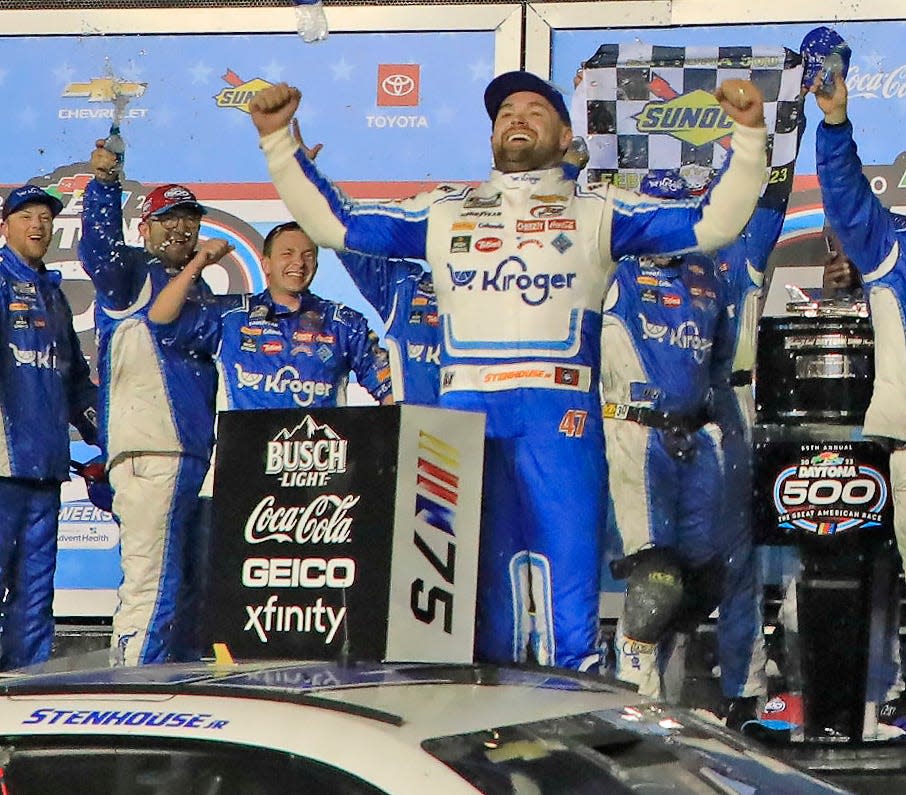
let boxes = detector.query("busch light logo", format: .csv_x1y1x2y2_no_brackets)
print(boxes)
265,416,348,488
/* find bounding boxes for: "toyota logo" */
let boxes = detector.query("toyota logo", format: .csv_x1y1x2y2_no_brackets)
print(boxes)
381,74,415,97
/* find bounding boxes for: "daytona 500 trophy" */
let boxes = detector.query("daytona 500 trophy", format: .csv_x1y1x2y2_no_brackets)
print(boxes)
753,294,899,744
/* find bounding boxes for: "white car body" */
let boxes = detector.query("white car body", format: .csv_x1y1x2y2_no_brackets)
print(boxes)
0,661,851,794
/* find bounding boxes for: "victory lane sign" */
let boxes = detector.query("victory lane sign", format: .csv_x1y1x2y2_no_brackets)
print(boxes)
204,406,485,662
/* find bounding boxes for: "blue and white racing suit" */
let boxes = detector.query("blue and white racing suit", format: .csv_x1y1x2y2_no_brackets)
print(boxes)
602,254,732,696
155,288,393,423
258,121,766,670
337,252,439,405
710,203,791,699
79,178,242,665
818,119,906,701
0,245,98,669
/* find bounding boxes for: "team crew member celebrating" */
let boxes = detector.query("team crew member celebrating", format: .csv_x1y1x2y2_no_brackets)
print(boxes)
602,173,735,701
247,72,767,671
0,185,99,668
149,220,393,416
79,140,240,666
811,63,906,705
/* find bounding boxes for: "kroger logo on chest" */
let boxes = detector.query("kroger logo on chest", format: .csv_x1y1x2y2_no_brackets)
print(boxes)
446,256,577,306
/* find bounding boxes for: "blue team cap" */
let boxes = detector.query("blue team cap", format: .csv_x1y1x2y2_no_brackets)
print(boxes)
1,184,64,221
640,170,692,200
484,71,571,127
800,26,852,88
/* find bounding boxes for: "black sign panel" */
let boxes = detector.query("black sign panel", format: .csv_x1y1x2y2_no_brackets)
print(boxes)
754,435,892,545
204,407,401,660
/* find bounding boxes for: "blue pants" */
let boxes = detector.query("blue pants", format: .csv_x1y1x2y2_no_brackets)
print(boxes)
0,478,61,670
718,419,767,698
606,419,724,696
475,430,605,671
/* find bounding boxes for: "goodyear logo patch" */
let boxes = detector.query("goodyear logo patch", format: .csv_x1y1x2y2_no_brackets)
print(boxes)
633,89,734,147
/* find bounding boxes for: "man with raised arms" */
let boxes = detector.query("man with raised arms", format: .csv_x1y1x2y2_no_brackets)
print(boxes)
247,73,767,672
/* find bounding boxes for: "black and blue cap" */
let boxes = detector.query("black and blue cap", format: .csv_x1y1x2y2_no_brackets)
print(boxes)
1,184,64,221
484,71,571,127
800,26,852,88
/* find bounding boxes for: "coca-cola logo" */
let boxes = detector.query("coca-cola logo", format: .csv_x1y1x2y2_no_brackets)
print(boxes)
846,64,906,99
244,494,359,545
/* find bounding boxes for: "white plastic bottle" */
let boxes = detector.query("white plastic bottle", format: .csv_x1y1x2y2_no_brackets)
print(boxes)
817,45,847,98
292,0,329,43
104,124,125,178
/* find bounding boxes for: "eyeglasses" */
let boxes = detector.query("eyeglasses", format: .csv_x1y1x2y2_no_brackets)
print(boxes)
151,212,201,231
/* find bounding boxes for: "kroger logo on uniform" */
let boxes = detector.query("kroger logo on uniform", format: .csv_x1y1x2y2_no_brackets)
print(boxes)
234,363,333,408
638,315,712,362
447,256,576,306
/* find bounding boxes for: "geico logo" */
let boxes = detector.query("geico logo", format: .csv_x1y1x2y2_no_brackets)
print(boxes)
481,256,576,306
242,557,356,588
265,439,347,474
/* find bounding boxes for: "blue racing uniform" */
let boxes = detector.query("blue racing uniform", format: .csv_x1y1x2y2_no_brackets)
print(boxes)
154,288,393,419
337,252,439,405
711,203,792,700
79,178,241,665
818,119,906,702
152,287,392,660
257,120,766,670
602,253,732,696
0,245,98,668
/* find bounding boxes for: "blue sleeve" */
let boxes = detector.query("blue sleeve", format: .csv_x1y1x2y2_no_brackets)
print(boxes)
65,322,100,446
817,120,899,277
152,293,241,358
78,179,147,311
262,128,438,260
610,196,702,258
340,308,392,402
337,251,424,322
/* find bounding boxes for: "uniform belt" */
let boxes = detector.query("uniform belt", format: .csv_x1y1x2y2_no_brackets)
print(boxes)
730,369,752,387
441,362,592,394
603,402,709,435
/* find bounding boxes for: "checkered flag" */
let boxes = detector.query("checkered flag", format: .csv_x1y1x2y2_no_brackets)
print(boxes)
571,42,803,202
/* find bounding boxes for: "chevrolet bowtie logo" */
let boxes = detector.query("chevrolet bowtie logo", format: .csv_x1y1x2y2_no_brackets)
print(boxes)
62,78,147,102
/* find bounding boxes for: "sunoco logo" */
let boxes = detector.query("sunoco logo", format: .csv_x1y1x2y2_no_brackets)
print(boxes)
633,88,734,147
266,416,348,488
214,69,274,114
